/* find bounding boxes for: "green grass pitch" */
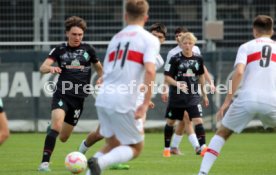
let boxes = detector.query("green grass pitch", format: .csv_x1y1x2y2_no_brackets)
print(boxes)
0,132,275,175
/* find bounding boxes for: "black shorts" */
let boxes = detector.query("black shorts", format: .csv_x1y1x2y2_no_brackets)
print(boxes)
0,106,3,113
165,104,203,121
51,93,84,126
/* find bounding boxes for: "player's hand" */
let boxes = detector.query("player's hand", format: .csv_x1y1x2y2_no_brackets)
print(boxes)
210,84,216,94
96,77,103,85
149,101,155,109
202,96,209,107
50,66,62,74
176,82,188,93
135,104,148,120
161,93,168,102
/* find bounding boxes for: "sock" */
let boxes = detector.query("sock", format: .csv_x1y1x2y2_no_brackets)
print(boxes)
41,129,59,162
195,124,206,147
199,135,225,174
188,133,200,150
78,140,89,154
171,134,183,148
164,124,174,148
94,151,104,158
98,145,133,170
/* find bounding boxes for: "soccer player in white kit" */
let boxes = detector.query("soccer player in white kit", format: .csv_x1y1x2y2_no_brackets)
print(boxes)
78,24,167,166
198,15,276,175
86,1,160,175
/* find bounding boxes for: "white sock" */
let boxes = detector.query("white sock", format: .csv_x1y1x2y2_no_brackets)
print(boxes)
188,133,200,150
98,145,134,170
93,151,104,158
78,140,89,154
199,135,225,174
171,134,183,148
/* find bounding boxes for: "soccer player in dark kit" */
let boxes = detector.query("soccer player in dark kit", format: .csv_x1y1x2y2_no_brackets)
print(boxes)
38,16,103,172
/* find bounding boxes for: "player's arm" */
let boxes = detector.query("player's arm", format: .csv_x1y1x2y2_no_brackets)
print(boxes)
217,63,245,121
40,58,61,74
161,52,173,102
203,66,215,93
199,74,209,107
92,61,103,84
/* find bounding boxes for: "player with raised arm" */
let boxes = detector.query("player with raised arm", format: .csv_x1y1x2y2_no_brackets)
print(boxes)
38,16,103,172
0,98,10,145
86,1,160,174
198,15,276,175
163,27,213,157
163,32,209,158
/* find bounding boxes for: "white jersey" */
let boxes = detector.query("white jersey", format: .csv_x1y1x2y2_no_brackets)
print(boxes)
136,54,164,107
95,25,160,113
164,45,201,70
234,37,276,104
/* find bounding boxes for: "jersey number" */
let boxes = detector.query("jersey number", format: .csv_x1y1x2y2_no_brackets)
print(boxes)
260,45,271,67
113,42,130,68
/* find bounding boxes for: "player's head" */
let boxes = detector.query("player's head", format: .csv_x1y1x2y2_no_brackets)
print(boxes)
65,16,87,47
174,26,189,44
125,0,149,25
253,15,274,38
179,32,197,53
149,23,167,44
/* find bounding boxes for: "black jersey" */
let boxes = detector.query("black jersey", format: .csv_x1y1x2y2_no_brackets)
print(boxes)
48,43,99,98
164,52,204,107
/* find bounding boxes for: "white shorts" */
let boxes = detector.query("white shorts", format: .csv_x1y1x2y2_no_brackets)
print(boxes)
97,106,143,145
222,101,276,133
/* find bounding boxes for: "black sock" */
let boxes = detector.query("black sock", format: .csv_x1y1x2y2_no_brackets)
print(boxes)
195,124,206,147
164,124,174,148
41,129,59,163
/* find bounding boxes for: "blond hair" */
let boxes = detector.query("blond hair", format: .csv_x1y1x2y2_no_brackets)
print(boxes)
179,32,197,44
126,0,149,21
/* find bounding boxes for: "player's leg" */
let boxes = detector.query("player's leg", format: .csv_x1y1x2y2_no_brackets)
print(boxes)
79,125,104,154
0,111,10,145
38,108,65,172
87,107,143,175
198,101,251,175
198,125,232,175
183,113,201,154
187,104,207,155
170,112,186,155
192,117,207,155
163,118,175,157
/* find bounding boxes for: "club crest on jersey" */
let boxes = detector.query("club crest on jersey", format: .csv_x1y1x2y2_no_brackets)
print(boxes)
58,100,63,107
83,52,89,61
66,59,84,70
183,69,195,77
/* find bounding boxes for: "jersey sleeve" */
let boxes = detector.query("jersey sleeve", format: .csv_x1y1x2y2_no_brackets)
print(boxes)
156,54,164,70
87,45,99,64
197,57,205,75
164,57,178,78
234,43,247,67
47,47,58,62
143,36,160,64
192,45,201,55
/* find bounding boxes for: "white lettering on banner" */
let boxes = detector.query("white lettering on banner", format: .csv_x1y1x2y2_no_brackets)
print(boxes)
0,72,9,97
32,73,58,97
9,72,32,97
0,71,58,98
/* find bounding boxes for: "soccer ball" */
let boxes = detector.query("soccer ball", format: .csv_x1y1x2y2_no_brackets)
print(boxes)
65,151,87,174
